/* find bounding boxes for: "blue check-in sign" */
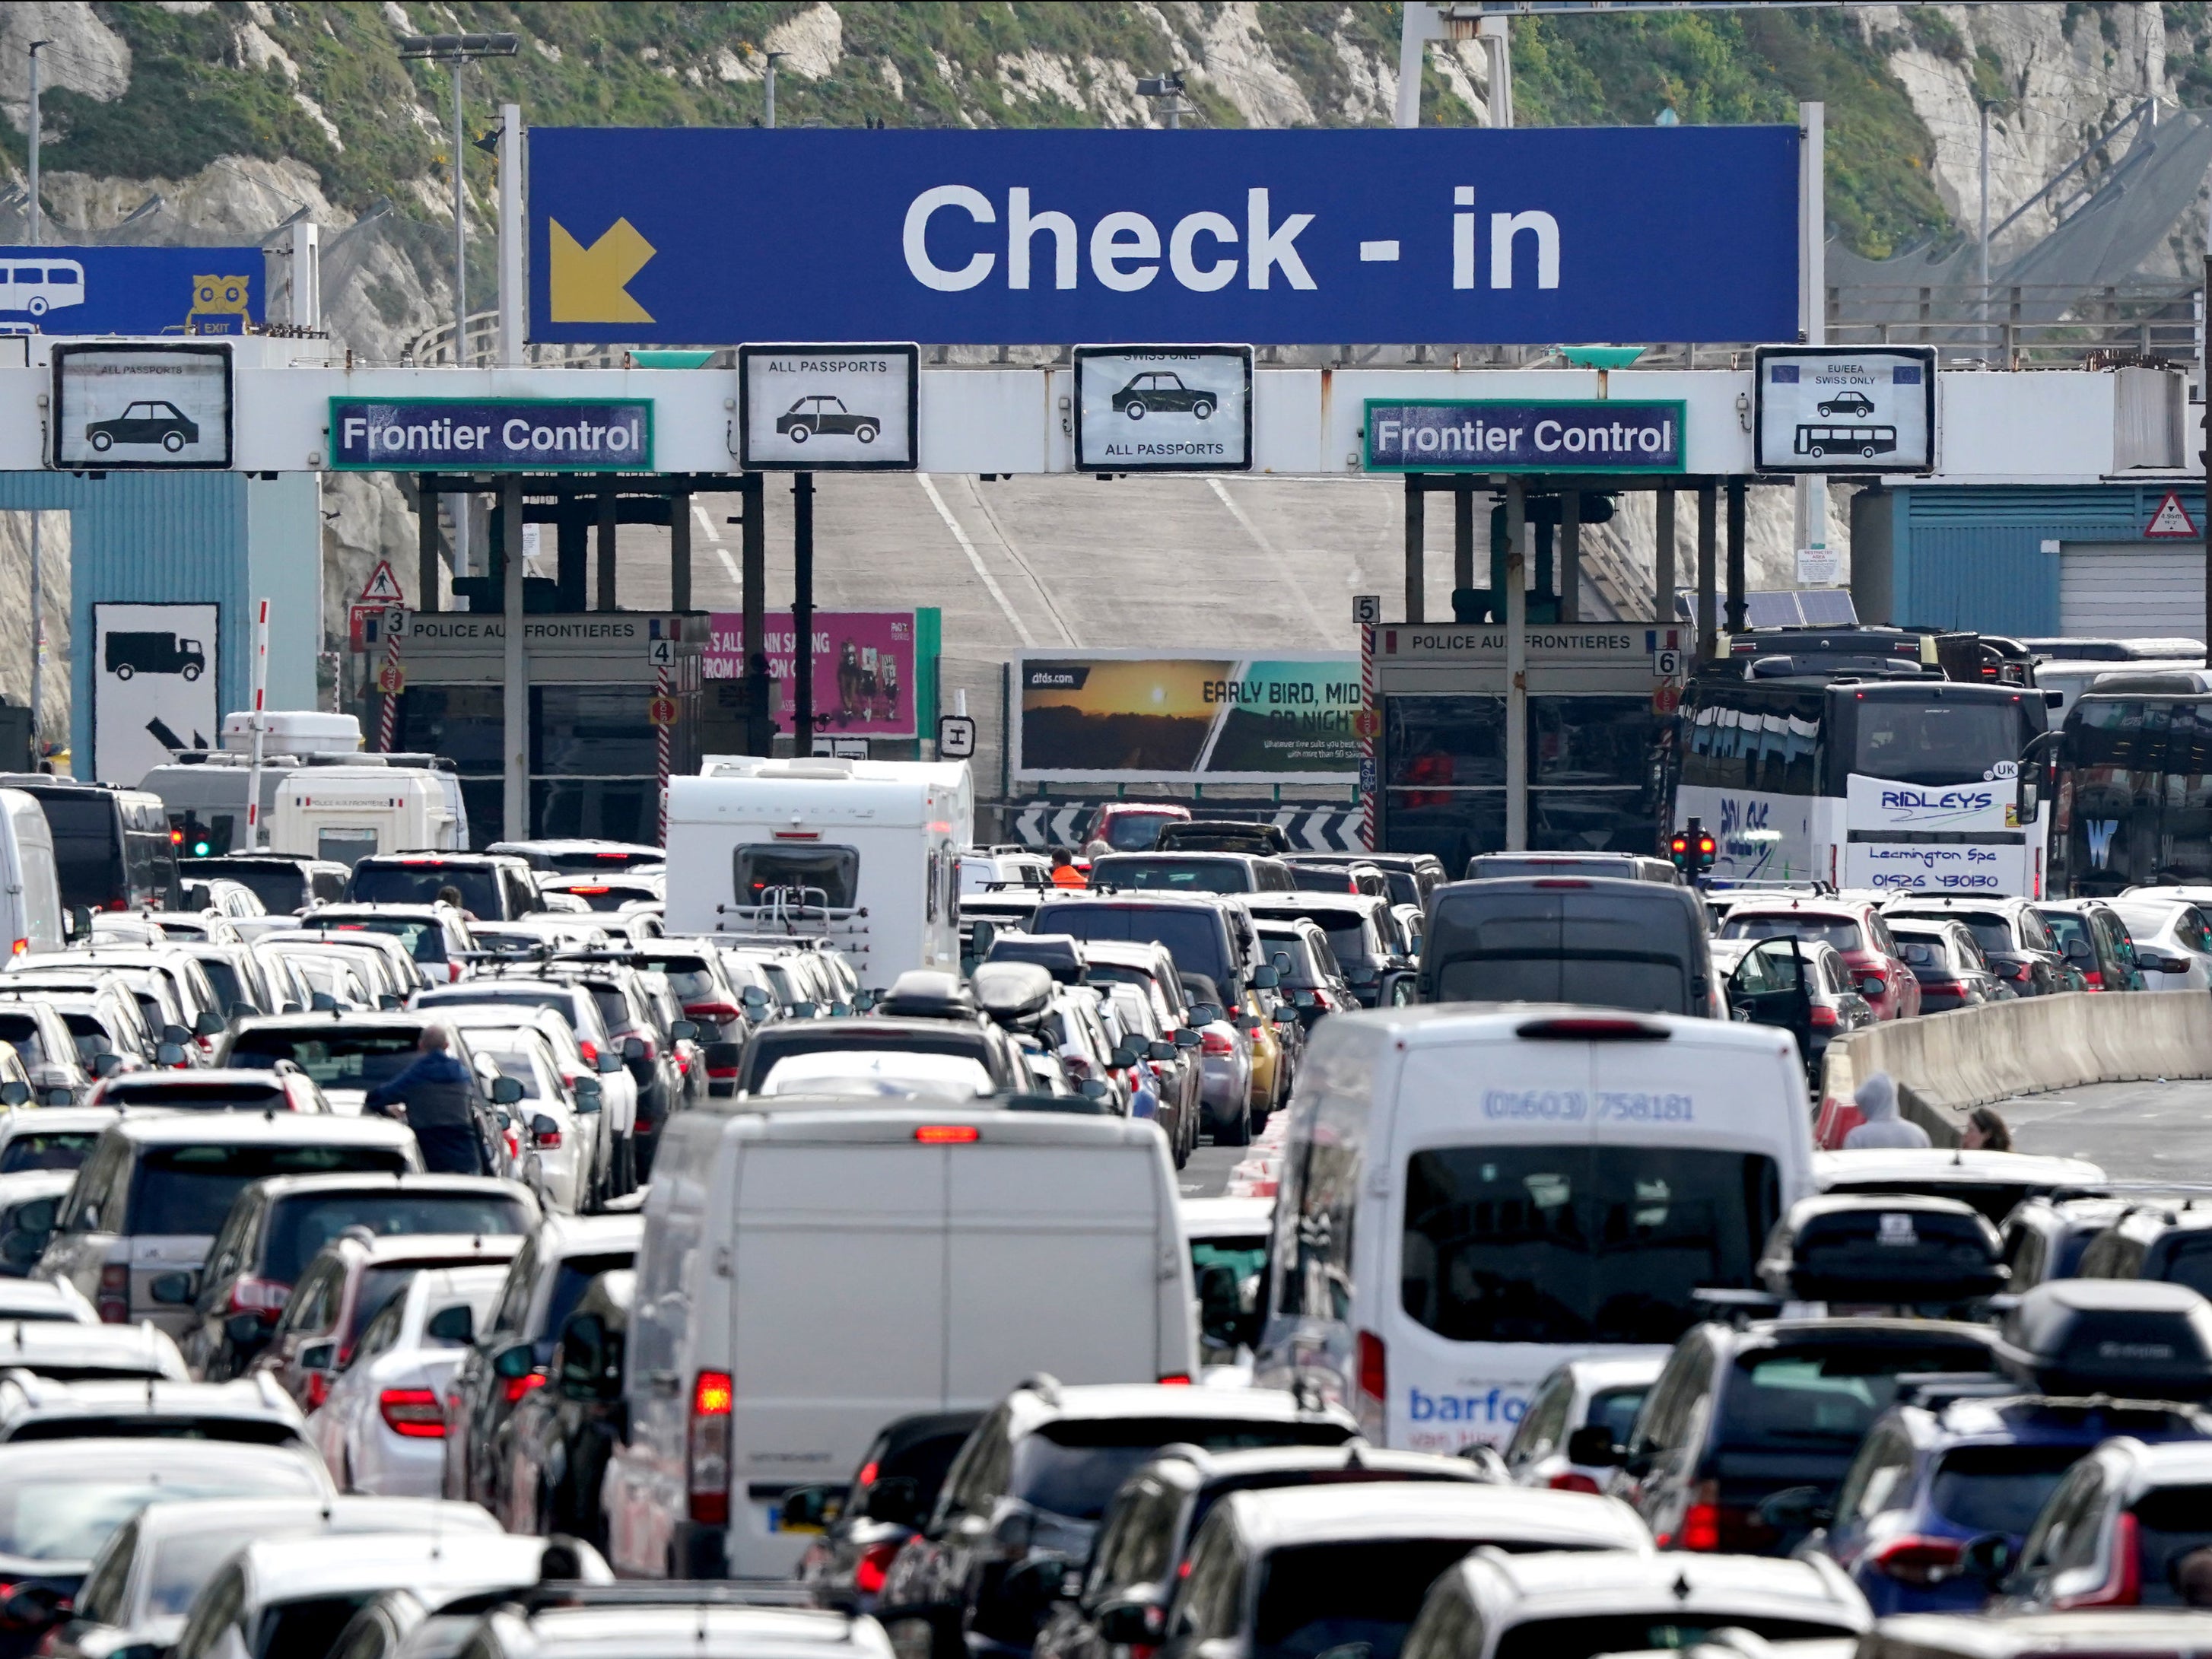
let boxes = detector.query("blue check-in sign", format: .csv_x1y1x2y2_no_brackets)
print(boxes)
1363,399,1683,473
329,397,653,471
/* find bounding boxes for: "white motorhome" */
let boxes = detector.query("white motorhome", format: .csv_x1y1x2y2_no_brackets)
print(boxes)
1252,1005,1816,1452
663,756,973,984
603,1095,1195,1580
0,788,63,955
271,766,453,868
220,710,363,756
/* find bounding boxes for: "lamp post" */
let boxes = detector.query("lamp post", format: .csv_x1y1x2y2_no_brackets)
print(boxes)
1136,72,1191,129
395,32,519,367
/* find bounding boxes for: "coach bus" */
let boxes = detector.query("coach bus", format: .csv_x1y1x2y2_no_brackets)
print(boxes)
2048,669,2212,895
1671,659,2054,896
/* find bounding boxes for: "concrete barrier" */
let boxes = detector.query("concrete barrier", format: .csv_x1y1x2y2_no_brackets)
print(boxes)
1816,990,2212,1147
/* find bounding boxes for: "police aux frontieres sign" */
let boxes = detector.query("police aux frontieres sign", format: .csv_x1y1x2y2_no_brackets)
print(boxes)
528,129,1799,345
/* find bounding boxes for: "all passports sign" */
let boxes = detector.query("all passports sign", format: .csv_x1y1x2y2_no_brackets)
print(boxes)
1075,345,1251,472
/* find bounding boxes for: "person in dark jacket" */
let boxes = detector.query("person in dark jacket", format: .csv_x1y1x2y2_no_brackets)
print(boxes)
364,1025,485,1174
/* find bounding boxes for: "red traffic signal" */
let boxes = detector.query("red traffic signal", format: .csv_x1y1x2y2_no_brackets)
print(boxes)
1670,819,1718,876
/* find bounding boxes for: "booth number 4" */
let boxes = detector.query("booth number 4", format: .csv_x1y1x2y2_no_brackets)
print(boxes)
646,639,675,667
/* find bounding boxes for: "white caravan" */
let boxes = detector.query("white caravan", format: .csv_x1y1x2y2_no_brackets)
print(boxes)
662,756,973,985
271,766,454,867
0,790,63,955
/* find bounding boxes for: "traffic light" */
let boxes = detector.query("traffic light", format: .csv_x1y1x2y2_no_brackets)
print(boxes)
1670,816,1718,876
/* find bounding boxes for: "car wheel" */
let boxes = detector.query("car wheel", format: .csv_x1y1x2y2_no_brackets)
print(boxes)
90,430,112,452
164,431,186,453
114,663,133,680
1125,401,1146,420
1191,399,1215,420
788,424,810,443
856,424,879,443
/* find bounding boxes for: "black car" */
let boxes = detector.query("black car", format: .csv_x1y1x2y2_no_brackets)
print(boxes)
1883,900,2067,999
497,1266,632,1547
85,399,199,453
2034,900,2146,992
1595,1317,2004,1556
777,395,880,443
795,1409,985,1613
544,965,690,1181
1241,894,1415,1009
180,1171,537,1379
2000,1194,2140,1292
1110,373,1214,420
1816,392,1875,418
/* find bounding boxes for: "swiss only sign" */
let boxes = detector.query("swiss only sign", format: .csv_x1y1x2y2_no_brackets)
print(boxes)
1364,400,1683,472
329,399,653,471
527,128,1800,345
1754,345,1935,474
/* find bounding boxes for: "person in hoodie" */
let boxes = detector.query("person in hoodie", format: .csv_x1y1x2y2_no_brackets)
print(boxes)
1842,1070,1931,1149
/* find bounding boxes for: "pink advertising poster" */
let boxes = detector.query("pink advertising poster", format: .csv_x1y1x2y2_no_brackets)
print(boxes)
704,610,917,738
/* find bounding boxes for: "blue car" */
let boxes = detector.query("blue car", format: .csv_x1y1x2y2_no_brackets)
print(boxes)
1811,1386,2212,1615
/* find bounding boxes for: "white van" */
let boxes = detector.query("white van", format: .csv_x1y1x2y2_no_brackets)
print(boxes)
663,756,974,984
1251,1005,1816,1452
603,1096,1196,1580
269,766,454,868
0,789,62,956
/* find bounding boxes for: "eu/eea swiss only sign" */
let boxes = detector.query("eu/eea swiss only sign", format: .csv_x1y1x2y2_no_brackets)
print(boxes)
329,398,653,471
528,126,1798,347
1363,399,1683,472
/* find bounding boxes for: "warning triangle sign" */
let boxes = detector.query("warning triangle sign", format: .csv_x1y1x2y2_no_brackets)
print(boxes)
2147,491,2200,539
358,561,405,602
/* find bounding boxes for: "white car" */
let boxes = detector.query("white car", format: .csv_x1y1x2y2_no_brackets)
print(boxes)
0,1106,118,1177
460,1022,590,1214
310,1261,510,1496
2106,892,2212,990
1499,1355,1666,1492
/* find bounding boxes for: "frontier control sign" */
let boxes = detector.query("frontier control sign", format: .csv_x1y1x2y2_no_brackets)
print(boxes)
330,398,653,472
1363,400,1683,473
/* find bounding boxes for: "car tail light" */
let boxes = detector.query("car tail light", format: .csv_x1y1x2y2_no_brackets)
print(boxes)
857,1539,901,1596
503,1370,548,1405
2083,970,2105,990
688,1369,734,1525
1158,1373,1191,1385
97,1263,129,1324
577,1038,599,1066
2057,1511,2141,1607
8,939,22,958
1678,1501,1724,1550
1200,1029,1235,1056
230,1276,288,1319
447,961,463,984
1548,1472,1603,1494
688,1001,741,1026
380,1387,446,1438
1514,1016,1669,1042
1355,1330,1386,1404
304,1368,332,1409
1810,1005,1839,1028
915,1124,980,1143
1870,1535,1966,1586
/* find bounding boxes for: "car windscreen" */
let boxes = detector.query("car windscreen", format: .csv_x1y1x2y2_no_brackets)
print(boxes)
189,862,307,913
103,1081,288,1111
0,1013,51,1069
1853,697,2026,787
349,863,501,916
1433,952,1690,1015
1098,812,1181,852
422,988,577,1031
1191,1233,1268,1294
1720,1342,1998,1450
1823,1179,2041,1228
1492,1614,1853,1659
1254,1539,1510,1659
323,917,446,963
1587,1386,1650,1448
1889,911,2013,956
638,960,717,1005
2130,1484,2212,1605
1032,905,1232,990
5,1416,302,1446
1721,914,1864,953
535,1251,634,1355
34,796,120,910
1928,1444,2086,1535
743,1031,995,1093
0,1460,322,1562
258,1594,379,1659
1400,1146,1778,1346
225,1029,421,1089
1295,914,1377,968
1009,1416,1352,1521
732,845,859,910
145,1520,310,1616
1289,867,1362,895
265,1192,529,1282
542,849,661,873
195,958,253,1014
129,1143,412,1236
0,1132,97,1173
1092,859,1251,895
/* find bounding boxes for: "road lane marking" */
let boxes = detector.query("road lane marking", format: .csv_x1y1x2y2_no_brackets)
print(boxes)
918,473,1035,647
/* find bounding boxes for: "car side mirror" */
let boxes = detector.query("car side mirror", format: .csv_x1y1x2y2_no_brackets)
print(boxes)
2017,768,2040,823
572,1078,603,1113
1857,976,1885,997
1078,1079,1108,1101
161,1024,192,1046
1271,950,1292,975
1251,965,1279,989
970,920,999,958
1756,1484,1833,1534
148,1270,196,1305
1235,1012,1260,1033
91,1052,122,1079
741,986,770,1008
1147,1040,1175,1062
1173,1028,1200,1049
38,1088,72,1107
310,992,338,1012
1959,1531,2016,1586
378,993,403,1011
1197,1262,1242,1342
1000,1553,1074,1612
621,1036,647,1063
0,1583,68,1635
300,1340,337,1372
228,1001,257,1022
2064,939,2093,961
426,1304,475,1345
488,1075,524,1106
154,1042,187,1068
1273,1006,1300,1026
491,1341,536,1381
779,1484,839,1532
865,1475,923,1529
596,1052,625,1074
670,1019,699,1042
193,1010,225,1038
0,1082,27,1108
1564,1425,1625,1467
1094,1597,1166,1648
1111,1043,1140,1069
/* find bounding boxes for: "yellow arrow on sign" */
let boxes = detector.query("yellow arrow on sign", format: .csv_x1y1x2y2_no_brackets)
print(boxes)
548,217,656,323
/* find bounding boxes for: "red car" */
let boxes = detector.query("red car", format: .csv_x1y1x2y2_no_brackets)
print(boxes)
1718,898,1921,1021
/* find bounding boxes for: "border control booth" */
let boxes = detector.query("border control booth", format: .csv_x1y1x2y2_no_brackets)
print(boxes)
1376,623,1679,875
